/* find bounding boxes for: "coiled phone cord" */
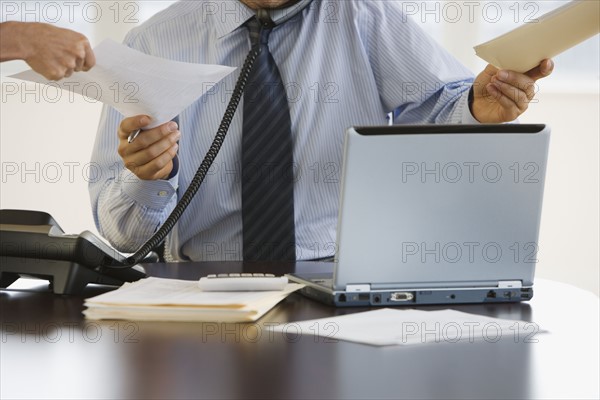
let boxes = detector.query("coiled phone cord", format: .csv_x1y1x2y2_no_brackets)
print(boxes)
122,48,260,267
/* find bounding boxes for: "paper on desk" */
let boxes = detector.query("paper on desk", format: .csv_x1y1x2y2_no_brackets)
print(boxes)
85,277,303,308
269,308,545,346
474,0,600,73
9,39,236,128
83,277,304,322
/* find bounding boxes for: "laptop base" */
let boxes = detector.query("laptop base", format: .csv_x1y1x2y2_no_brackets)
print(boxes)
288,273,533,307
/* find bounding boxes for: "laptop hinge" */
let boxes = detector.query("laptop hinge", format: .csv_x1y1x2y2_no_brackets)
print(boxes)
498,280,522,289
346,284,371,293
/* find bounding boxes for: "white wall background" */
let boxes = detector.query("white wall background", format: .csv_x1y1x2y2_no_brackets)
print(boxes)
1,1,598,295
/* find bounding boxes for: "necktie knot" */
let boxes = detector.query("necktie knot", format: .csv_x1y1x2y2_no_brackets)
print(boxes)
246,17,272,47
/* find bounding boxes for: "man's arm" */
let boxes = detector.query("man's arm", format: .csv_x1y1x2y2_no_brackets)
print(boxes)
0,21,95,80
89,106,180,252
357,1,551,124
356,1,476,124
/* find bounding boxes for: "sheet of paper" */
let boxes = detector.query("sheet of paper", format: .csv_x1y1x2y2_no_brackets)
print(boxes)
269,308,545,346
9,39,236,128
474,0,600,72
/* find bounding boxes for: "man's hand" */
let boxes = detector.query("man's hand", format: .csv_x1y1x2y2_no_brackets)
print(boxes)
118,116,180,181
471,59,554,123
5,22,96,80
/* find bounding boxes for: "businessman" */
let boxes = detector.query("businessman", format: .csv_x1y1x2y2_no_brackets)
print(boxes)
90,0,553,262
0,21,95,80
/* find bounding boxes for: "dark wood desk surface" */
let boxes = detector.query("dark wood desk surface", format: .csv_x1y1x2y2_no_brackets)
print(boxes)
1,261,598,399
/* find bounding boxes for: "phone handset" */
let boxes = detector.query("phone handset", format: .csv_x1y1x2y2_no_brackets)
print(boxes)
123,2,313,267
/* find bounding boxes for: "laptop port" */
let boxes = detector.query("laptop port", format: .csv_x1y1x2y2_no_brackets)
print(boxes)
487,290,496,298
373,295,381,304
520,288,532,299
338,294,346,302
390,292,414,302
358,293,370,302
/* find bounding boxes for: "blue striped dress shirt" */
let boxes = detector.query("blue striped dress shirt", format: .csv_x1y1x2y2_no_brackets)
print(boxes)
89,0,478,261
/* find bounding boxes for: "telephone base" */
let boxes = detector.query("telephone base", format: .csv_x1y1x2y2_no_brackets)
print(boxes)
0,257,129,295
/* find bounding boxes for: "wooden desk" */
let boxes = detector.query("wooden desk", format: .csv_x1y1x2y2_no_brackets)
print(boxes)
1,262,598,399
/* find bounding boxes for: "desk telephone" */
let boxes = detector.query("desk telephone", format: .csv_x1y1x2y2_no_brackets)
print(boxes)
0,209,152,294
0,3,312,295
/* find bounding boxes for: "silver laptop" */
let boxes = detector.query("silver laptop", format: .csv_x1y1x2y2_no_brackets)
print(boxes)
288,124,550,306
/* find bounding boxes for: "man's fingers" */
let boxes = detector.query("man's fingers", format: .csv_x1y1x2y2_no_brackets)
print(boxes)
122,130,180,165
490,77,531,109
154,162,175,181
121,121,178,154
477,64,500,87
486,84,522,121
473,64,501,101
525,59,554,81
473,60,552,123
118,115,152,139
483,63,499,78
130,144,178,180
492,70,537,98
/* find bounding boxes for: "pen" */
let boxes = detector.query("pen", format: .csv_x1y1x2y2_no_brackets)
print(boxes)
127,129,141,144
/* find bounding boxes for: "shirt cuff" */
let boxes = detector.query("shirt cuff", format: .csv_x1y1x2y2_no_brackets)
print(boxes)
120,169,178,209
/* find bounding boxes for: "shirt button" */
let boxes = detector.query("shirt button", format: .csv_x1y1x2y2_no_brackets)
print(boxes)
157,190,169,197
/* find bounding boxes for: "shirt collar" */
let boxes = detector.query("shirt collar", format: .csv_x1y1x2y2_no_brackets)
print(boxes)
214,3,256,40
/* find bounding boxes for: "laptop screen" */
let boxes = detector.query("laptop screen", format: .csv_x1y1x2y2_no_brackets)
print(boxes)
333,124,550,290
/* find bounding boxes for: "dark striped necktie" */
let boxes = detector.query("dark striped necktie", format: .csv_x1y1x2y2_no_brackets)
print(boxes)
242,16,296,261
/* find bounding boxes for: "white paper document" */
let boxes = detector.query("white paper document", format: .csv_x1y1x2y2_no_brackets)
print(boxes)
9,39,236,128
474,0,600,72
269,308,545,346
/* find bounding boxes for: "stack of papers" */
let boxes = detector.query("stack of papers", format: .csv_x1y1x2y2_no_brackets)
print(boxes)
269,308,546,346
83,277,303,322
474,0,600,72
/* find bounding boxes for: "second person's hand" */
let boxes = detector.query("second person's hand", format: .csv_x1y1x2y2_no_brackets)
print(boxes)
118,116,180,180
20,22,96,80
